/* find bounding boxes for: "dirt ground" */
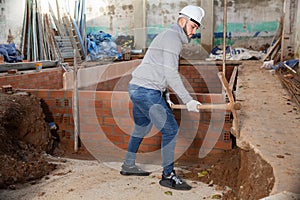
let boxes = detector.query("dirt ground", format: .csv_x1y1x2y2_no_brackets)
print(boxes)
0,60,298,199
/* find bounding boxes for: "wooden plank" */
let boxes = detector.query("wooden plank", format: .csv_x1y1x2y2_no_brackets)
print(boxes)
45,14,57,60
36,0,44,60
229,66,238,91
26,0,32,61
80,0,86,41
20,0,28,55
171,103,241,110
43,14,51,60
63,15,82,61
222,0,228,74
48,2,64,36
73,48,79,152
281,0,286,61
218,72,239,137
71,17,86,57
261,37,281,61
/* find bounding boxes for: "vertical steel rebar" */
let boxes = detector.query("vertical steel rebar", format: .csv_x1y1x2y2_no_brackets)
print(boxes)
73,49,79,152
222,0,227,74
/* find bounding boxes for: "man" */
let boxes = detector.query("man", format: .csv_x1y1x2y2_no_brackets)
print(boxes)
120,5,205,190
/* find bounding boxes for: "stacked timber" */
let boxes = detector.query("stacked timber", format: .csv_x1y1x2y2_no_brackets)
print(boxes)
20,0,86,65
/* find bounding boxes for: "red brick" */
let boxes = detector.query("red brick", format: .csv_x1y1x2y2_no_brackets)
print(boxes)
35,90,49,98
174,146,187,155
115,143,127,150
214,141,232,150
79,107,93,116
111,92,129,100
201,112,211,122
102,100,112,109
79,91,95,99
118,117,134,127
142,136,158,145
81,124,99,133
90,99,103,108
106,134,124,144
139,144,160,153
49,90,65,98
82,133,106,141
103,117,115,125
96,108,112,117
65,90,73,98
95,91,112,100
123,134,131,143
79,99,88,107
99,125,113,134
114,126,126,134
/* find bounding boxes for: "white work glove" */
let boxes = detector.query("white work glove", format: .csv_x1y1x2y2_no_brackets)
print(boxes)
165,91,174,108
166,99,174,108
186,100,201,112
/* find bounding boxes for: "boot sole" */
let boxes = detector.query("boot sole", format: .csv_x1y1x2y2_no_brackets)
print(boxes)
159,180,192,190
120,171,151,176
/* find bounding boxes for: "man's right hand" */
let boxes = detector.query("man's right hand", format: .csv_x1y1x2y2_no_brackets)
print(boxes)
186,100,201,112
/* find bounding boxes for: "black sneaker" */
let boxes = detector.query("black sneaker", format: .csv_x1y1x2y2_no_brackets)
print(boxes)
159,171,192,190
120,164,151,176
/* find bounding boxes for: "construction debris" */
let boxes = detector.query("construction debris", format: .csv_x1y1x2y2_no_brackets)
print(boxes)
207,46,265,61
278,66,300,107
20,0,86,65
86,31,123,61
261,59,300,106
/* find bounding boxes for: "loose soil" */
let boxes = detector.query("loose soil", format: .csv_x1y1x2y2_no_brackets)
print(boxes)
0,93,56,189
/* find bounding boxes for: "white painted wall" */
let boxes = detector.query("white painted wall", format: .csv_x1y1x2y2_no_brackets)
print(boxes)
295,0,300,58
0,0,25,46
86,0,135,36
0,0,296,53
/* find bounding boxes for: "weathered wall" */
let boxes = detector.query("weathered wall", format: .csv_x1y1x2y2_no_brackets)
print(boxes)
85,0,284,49
295,0,300,58
214,0,282,47
0,0,297,53
0,0,25,45
86,0,135,36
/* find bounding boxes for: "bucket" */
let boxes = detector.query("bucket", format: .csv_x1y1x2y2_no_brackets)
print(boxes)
35,62,42,71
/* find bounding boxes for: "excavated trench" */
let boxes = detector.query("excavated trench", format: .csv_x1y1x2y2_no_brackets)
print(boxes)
0,60,275,199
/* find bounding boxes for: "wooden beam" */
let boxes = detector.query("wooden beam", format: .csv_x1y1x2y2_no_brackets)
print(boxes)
133,0,147,49
200,0,214,53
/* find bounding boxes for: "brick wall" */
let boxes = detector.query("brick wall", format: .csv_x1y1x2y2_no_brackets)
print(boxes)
19,63,237,161
0,68,63,89
94,65,234,94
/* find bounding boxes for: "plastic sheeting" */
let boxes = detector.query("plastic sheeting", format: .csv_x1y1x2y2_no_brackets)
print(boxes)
0,43,23,63
86,31,122,61
207,46,265,61
261,59,299,71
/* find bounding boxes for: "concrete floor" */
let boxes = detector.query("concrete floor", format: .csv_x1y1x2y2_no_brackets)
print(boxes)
236,61,300,199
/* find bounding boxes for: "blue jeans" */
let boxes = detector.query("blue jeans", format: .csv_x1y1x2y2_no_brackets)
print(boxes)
124,84,179,175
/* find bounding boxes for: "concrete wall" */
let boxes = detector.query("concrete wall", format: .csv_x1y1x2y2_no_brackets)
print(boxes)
0,0,25,45
85,0,284,50
0,0,297,53
214,0,282,47
295,0,300,58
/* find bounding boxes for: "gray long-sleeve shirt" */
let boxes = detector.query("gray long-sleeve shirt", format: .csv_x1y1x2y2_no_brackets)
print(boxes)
130,24,193,104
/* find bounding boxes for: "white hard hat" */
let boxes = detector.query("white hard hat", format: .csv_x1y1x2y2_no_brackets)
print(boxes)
179,5,205,27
